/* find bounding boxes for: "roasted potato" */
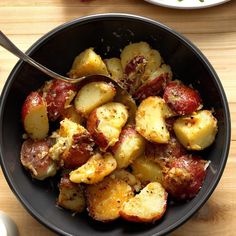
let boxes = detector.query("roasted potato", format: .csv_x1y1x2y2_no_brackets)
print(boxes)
134,64,172,100
57,174,86,212
145,135,187,170
131,155,163,185
86,176,134,222
121,42,151,73
136,96,175,144
141,49,162,82
110,169,142,192
41,79,77,121
49,118,94,168
69,152,117,184
121,42,151,94
61,131,95,169
20,138,57,180
68,48,109,79
21,91,49,140
111,126,145,169
74,81,116,117
87,102,129,151
173,110,218,150
120,182,167,223
163,80,202,115
104,57,124,83
133,73,168,101
163,155,207,200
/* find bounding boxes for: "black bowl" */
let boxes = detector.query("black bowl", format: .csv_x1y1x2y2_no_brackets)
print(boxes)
0,13,231,236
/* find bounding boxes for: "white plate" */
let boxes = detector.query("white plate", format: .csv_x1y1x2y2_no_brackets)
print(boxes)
144,0,230,9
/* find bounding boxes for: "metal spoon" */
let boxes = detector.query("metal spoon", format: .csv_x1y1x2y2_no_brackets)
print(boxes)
0,31,137,121
0,211,18,236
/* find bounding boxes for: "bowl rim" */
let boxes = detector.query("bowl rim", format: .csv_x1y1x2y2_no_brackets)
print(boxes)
0,13,231,236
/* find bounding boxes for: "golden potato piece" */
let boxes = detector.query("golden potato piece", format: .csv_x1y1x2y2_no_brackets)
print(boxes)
136,96,174,143
57,175,86,212
86,177,134,222
110,169,142,192
120,182,167,223
49,118,88,161
141,49,162,82
120,42,151,69
69,153,117,184
21,92,49,140
173,110,218,150
111,126,145,169
74,81,116,117
68,48,109,79
104,57,124,83
131,155,163,185
87,102,129,151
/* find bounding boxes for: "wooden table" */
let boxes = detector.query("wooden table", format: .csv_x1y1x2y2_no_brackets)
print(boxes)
0,1,235,235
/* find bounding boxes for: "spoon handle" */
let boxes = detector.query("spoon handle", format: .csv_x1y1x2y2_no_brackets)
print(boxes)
0,31,72,82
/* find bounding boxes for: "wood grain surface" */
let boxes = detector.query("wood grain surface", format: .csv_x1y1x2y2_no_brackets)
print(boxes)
0,0,235,235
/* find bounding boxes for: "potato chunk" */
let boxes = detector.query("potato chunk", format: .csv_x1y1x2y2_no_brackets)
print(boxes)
173,110,218,150
163,155,207,200
41,79,77,121
163,80,202,115
49,118,94,168
120,182,167,222
57,175,86,212
104,58,124,83
87,102,129,151
74,81,116,117
111,126,145,169
21,91,49,140
121,42,151,94
131,155,163,185
121,42,151,71
136,96,174,143
69,153,117,184
68,48,109,79
141,49,162,82
86,177,134,222
20,138,57,180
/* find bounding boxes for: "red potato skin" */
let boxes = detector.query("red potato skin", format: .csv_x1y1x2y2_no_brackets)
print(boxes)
163,155,207,200
21,91,45,122
125,56,147,75
62,133,95,169
145,134,187,170
20,138,57,178
43,79,77,121
163,81,202,115
133,73,169,101
124,56,147,94
86,109,109,151
119,192,168,223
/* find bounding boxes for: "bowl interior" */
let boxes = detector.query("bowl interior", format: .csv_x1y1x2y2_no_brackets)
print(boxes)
0,14,230,236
